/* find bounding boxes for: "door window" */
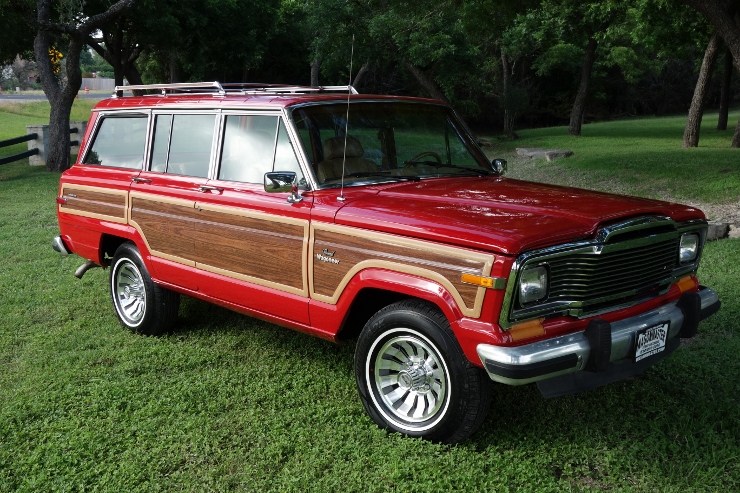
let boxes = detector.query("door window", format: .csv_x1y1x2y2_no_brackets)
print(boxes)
166,114,216,178
83,115,148,169
148,113,216,178
218,115,304,184
150,114,172,173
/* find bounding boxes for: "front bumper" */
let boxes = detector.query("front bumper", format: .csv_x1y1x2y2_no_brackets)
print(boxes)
477,287,720,396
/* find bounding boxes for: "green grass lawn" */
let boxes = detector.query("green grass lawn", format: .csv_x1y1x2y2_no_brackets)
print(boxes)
1,107,739,491
486,111,740,205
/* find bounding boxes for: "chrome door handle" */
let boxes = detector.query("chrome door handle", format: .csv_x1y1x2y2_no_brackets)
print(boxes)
132,177,152,184
198,185,224,193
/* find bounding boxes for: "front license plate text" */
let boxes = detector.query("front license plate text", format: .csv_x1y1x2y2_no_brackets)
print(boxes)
634,322,669,362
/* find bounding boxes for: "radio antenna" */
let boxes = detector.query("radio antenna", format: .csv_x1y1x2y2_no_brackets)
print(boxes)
338,34,355,202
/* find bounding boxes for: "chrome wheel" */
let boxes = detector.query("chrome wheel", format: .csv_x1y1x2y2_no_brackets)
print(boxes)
367,328,450,431
113,258,147,327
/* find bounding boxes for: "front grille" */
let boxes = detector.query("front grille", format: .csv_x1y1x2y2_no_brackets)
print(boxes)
500,216,708,329
546,237,679,306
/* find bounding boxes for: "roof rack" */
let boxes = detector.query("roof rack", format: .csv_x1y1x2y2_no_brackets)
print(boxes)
112,81,358,97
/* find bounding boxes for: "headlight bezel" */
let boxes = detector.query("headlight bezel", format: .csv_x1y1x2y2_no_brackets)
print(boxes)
518,265,549,305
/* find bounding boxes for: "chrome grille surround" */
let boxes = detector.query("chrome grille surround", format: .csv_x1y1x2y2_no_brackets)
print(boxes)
499,216,708,330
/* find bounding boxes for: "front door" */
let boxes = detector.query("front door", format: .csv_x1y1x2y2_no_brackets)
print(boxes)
192,113,313,324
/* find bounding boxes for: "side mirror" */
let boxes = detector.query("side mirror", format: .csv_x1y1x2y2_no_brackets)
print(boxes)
264,171,303,203
492,158,507,176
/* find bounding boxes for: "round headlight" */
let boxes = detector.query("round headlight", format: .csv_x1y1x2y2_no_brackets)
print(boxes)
679,233,699,263
519,265,548,304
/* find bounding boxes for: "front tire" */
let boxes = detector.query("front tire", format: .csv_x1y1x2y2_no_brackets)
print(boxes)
110,242,179,336
355,300,491,443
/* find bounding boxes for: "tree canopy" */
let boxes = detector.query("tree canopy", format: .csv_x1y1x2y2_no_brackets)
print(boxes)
1,0,739,156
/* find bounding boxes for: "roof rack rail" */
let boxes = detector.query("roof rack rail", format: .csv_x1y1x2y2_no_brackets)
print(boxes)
113,81,226,97
112,81,358,97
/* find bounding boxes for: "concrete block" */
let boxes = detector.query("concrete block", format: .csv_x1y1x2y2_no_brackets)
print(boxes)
26,121,88,166
516,148,574,161
707,221,730,241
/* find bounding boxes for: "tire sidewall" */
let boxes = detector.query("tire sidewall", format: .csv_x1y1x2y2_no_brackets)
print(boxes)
110,243,154,332
355,304,468,440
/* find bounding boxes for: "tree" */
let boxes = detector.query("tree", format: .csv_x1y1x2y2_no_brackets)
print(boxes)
682,32,721,148
717,48,734,130
12,0,136,171
460,0,539,138
684,0,740,147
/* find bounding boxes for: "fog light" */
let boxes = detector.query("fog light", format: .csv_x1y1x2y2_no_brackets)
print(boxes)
519,265,548,304
679,234,699,263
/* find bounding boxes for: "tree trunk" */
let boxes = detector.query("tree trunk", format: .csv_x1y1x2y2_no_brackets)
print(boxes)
717,47,733,130
501,49,516,138
34,29,79,171
311,58,320,87
125,65,144,86
568,36,598,136
683,32,721,148
404,61,447,101
403,61,478,140
733,118,740,148
353,62,369,89
169,51,179,83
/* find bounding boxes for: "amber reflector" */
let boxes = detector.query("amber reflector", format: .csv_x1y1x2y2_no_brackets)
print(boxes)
509,318,545,342
677,275,696,293
461,273,493,288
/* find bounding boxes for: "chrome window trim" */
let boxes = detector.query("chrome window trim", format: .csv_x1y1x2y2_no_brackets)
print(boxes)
282,106,322,191
498,217,709,330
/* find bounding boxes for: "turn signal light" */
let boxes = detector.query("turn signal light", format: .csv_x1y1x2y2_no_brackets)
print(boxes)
461,273,505,289
508,318,545,342
676,275,697,293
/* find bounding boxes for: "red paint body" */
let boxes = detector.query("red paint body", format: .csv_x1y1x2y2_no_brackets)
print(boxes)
57,92,707,369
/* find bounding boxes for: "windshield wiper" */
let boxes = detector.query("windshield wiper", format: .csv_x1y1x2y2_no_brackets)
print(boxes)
322,172,420,188
344,171,419,181
453,167,490,176
402,161,490,176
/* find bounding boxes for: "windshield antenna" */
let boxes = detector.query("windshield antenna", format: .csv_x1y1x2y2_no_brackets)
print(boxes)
338,34,355,202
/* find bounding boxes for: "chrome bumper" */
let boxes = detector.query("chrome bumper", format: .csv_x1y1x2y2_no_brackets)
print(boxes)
52,235,70,255
478,288,720,389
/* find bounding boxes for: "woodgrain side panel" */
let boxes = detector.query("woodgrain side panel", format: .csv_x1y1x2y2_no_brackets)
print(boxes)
192,207,306,291
310,223,495,318
59,185,127,223
129,194,198,265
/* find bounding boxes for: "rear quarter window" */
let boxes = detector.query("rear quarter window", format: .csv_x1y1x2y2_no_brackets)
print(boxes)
83,115,148,169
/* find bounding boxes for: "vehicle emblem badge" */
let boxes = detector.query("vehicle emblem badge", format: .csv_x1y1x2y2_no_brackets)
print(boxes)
317,248,340,264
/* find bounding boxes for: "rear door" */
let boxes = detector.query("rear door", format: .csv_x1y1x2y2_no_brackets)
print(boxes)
129,111,219,290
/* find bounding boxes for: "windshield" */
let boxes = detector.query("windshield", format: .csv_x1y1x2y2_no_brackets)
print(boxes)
290,102,492,188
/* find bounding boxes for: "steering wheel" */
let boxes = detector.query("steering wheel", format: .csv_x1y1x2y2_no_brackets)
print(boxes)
405,151,443,166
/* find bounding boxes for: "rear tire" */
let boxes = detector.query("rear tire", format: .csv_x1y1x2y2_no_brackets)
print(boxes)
354,299,491,443
110,242,179,336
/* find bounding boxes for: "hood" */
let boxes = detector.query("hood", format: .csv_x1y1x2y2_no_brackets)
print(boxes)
333,177,705,255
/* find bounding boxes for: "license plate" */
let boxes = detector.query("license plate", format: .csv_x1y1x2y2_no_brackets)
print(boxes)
634,322,669,362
